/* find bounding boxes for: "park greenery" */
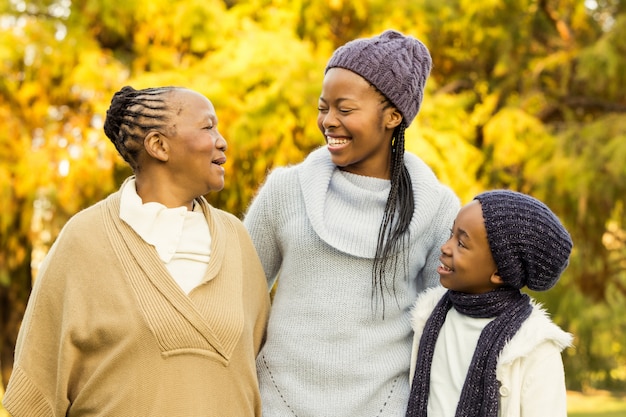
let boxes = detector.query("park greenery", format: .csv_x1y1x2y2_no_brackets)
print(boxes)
1,0,625,399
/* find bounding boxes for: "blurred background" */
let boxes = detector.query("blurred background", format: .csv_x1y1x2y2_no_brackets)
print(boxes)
1,0,625,415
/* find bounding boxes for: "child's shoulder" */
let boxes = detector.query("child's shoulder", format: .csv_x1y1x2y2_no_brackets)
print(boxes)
500,299,574,363
410,286,447,330
417,285,448,305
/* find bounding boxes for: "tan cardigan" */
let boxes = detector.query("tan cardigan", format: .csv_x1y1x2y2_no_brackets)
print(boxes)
3,189,270,417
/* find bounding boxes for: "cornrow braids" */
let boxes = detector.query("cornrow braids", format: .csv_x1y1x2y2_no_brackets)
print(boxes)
372,121,414,317
103,86,178,171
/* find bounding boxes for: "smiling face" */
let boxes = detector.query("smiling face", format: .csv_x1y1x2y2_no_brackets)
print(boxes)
317,68,401,179
438,200,503,294
165,89,228,196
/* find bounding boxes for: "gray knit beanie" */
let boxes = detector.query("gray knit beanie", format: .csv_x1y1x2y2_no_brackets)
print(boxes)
325,29,432,127
474,190,573,291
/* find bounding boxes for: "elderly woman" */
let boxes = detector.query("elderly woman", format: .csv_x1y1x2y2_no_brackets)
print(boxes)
3,86,270,417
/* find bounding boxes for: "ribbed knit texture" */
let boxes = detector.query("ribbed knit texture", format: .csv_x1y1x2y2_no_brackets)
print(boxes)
474,190,573,291
118,177,212,294
406,288,532,417
244,147,460,416
1,367,52,417
325,30,432,126
108,190,243,360
409,286,574,417
2,184,270,417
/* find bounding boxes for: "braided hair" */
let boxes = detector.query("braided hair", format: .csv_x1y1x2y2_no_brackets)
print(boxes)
372,92,414,316
103,86,178,171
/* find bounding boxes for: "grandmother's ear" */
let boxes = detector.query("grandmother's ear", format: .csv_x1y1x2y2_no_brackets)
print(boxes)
144,131,169,162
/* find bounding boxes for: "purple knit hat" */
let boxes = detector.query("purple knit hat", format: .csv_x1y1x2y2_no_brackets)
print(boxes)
325,30,432,127
474,190,573,291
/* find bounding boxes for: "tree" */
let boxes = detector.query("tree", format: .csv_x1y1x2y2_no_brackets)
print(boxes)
410,0,626,389
0,0,323,388
1,0,626,393
0,0,126,386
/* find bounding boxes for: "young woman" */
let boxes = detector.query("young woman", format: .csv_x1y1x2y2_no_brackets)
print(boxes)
244,30,460,416
3,86,270,416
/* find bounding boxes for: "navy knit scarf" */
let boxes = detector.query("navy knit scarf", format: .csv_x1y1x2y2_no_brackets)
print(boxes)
406,287,532,417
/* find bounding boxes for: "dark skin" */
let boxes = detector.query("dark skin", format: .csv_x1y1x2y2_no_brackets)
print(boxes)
438,200,504,294
317,68,402,180
134,89,227,210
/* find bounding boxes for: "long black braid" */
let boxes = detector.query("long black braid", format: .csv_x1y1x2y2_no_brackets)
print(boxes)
372,119,414,317
103,86,178,172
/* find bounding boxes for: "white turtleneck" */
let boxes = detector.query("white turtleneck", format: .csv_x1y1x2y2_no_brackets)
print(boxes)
118,178,211,294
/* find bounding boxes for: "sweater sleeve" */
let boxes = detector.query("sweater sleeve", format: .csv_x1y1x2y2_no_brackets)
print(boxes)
2,223,78,417
2,364,55,416
416,186,460,292
224,211,271,354
243,169,285,289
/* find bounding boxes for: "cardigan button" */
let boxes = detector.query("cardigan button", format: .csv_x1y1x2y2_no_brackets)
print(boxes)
499,386,510,396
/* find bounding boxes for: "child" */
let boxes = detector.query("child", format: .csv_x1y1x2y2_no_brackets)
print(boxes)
406,190,574,417
244,30,459,416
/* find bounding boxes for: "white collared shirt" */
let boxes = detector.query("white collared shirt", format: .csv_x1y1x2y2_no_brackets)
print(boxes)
119,178,211,294
428,308,493,416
